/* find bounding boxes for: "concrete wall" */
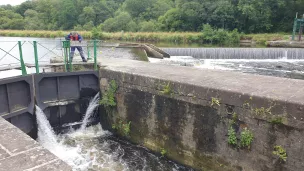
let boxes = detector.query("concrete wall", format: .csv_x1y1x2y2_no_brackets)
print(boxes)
0,117,72,171
99,58,304,171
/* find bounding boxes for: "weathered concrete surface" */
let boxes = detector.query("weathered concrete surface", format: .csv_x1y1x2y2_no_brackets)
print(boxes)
49,62,95,72
0,117,72,171
99,58,304,171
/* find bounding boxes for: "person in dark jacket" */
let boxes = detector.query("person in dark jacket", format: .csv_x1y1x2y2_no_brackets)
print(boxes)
65,31,87,62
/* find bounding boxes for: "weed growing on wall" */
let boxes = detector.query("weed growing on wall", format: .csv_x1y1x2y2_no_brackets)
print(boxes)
211,97,220,107
160,82,172,95
231,113,238,125
100,80,118,107
270,116,284,125
160,148,167,157
228,126,237,146
273,145,287,162
240,128,254,150
227,113,254,149
112,120,131,136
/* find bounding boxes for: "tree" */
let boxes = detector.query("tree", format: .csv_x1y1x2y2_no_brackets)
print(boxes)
54,0,78,30
124,0,155,18
78,6,95,25
15,0,36,16
0,8,25,29
139,20,159,32
102,12,137,32
158,8,183,31
24,9,43,30
237,0,273,33
83,21,94,31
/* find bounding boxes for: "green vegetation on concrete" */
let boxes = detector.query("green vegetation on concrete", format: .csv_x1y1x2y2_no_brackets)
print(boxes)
160,148,167,157
240,128,254,150
100,80,118,107
160,82,172,95
112,120,131,136
228,126,237,146
273,145,287,162
211,97,220,107
270,116,284,125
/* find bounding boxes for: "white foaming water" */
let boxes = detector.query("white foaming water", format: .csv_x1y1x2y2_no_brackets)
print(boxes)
36,106,58,147
36,95,193,171
36,105,121,171
80,92,100,131
36,105,92,170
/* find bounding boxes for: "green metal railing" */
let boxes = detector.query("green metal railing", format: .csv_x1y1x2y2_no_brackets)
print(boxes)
62,40,99,72
18,41,27,75
0,40,100,76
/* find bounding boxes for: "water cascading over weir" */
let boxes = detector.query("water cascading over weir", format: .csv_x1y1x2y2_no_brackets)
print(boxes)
162,47,304,59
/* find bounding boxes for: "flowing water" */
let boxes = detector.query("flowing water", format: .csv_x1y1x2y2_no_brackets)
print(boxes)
149,55,304,80
80,92,100,131
35,97,193,171
162,48,304,59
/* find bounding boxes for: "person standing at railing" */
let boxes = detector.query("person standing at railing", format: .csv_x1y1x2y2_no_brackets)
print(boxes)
65,31,87,62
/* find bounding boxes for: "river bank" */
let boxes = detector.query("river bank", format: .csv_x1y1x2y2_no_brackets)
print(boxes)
0,30,290,46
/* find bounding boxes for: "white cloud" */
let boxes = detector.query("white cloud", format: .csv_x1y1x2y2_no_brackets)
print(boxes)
0,0,28,6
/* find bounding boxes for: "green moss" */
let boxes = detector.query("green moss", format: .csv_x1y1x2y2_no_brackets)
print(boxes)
270,116,284,125
72,65,86,71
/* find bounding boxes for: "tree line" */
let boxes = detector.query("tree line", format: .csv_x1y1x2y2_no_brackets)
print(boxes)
0,0,303,33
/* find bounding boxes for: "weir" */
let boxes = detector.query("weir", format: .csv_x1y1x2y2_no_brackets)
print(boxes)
162,47,304,59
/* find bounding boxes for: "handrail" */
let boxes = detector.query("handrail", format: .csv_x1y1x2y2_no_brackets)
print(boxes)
0,40,100,75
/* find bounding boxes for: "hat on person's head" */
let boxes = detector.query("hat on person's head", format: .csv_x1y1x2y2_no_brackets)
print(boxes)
71,31,78,36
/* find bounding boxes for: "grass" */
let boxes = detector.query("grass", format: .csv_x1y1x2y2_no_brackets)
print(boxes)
0,30,292,45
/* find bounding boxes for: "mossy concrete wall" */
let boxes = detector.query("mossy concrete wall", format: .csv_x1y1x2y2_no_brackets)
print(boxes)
99,58,304,171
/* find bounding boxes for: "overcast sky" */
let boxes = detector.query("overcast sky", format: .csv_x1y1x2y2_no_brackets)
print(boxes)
0,0,28,6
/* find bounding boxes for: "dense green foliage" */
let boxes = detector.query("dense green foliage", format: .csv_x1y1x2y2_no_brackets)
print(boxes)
0,0,303,33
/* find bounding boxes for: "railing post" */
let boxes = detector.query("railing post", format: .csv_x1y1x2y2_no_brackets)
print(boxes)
94,40,97,70
18,41,27,75
87,43,91,60
69,47,73,72
62,41,69,72
33,41,39,74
